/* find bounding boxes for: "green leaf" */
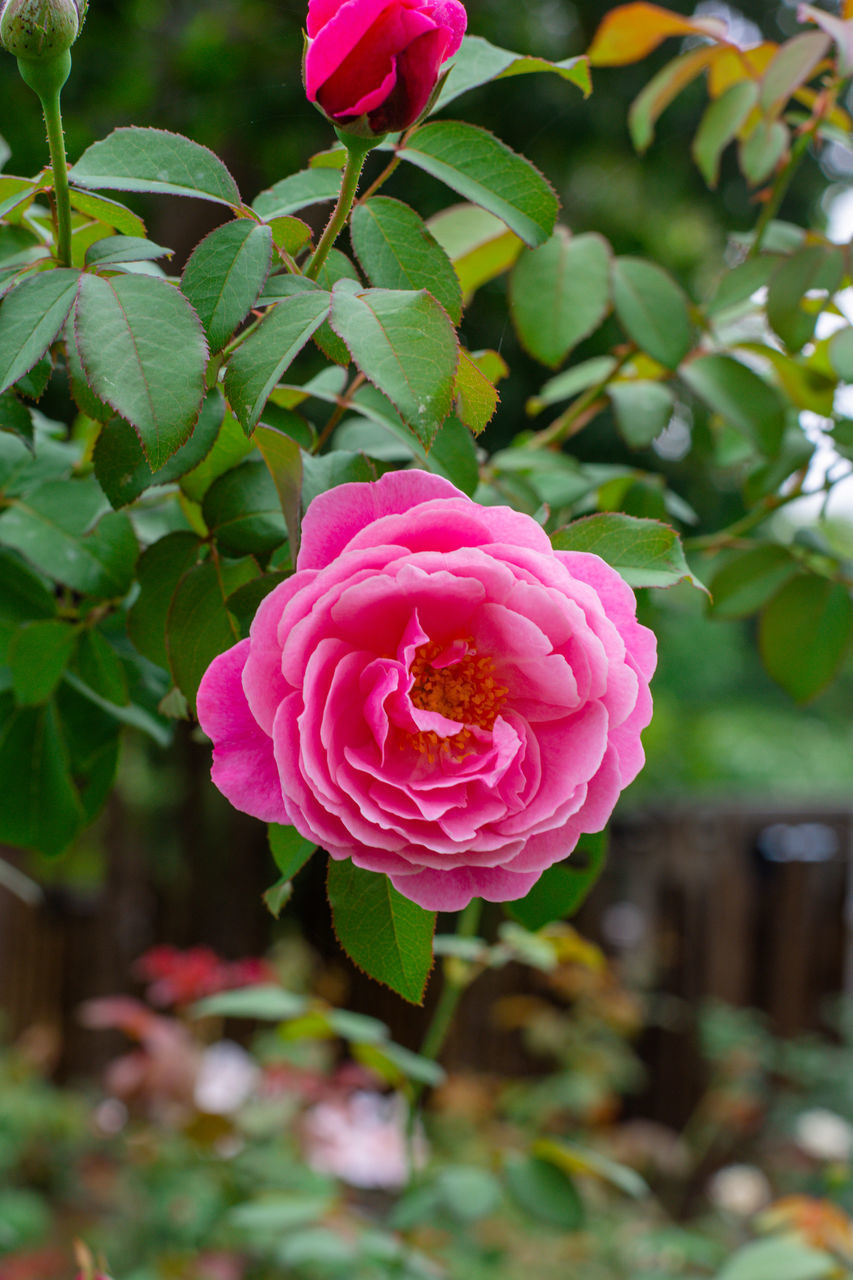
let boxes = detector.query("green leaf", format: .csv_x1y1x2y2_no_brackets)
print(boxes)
715,1236,836,1280
68,188,147,237
692,79,759,187
709,544,799,618
680,353,786,456
527,356,618,415
70,127,241,206
506,831,608,929
436,34,590,110
504,1154,585,1230
268,824,317,880
739,118,789,185
399,121,558,248
84,235,172,267
193,984,309,1022
226,573,288,636
166,556,259,710
326,859,435,1004
75,627,128,706
0,696,84,855
74,272,208,468
202,458,288,557
0,478,137,597
760,30,830,115
766,245,844,352
0,547,56,659
300,449,379,510
329,283,458,448
610,257,692,369
179,407,254,502
510,229,611,368
351,196,462,324
252,168,342,220
0,269,79,393
608,379,674,448
829,326,853,380
759,574,853,702
629,46,717,153
126,531,201,669
93,388,225,508
223,291,331,433
452,350,499,436
427,202,523,299
255,425,303,552
552,513,704,590
181,219,273,354
312,248,361,366
0,391,33,446
9,619,77,705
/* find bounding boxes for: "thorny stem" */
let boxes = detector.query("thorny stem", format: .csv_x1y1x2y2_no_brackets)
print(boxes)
684,478,807,553
313,371,366,451
17,52,73,266
305,140,371,281
528,348,635,450
748,125,817,259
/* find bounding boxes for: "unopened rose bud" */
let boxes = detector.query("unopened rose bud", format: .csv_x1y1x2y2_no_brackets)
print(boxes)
0,0,85,61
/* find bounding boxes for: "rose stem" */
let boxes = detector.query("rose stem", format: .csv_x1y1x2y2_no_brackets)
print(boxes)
304,135,373,281
17,51,74,267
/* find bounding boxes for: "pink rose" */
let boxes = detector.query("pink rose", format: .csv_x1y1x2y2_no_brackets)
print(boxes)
303,0,466,136
197,471,656,912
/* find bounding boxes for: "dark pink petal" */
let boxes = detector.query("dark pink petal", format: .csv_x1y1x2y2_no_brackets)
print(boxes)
197,641,289,824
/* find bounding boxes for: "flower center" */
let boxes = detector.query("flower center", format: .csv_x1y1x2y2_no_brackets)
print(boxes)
408,638,508,760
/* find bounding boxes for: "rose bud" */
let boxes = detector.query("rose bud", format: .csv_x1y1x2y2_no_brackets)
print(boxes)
303,0,467,139
0,0,86,61
198,471,656,912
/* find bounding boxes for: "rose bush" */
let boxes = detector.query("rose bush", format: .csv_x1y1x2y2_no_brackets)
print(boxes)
198,471,656,911
303,0,466,136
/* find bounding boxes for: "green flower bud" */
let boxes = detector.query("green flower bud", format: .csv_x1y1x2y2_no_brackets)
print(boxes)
0,0,85,62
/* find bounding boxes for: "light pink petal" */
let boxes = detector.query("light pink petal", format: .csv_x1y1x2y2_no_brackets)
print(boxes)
387,862,544,911
297,469,462,570
197,641,289,824
242,573,314,735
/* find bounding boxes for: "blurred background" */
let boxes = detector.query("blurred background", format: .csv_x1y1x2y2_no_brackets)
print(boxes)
2,0,853,1275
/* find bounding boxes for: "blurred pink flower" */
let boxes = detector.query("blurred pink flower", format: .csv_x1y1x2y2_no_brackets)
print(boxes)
198,471,656,911
303,0,466,135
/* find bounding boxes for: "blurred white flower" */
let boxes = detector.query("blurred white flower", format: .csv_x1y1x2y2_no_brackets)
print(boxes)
303,1091,426,1189
193,1040,260,1114
707,1164,772,1216
794,1109,853,1163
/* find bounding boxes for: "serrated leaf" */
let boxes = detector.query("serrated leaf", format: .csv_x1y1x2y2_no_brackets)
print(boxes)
70,127,241,206
9,619,77,705
268,824,317,880
224,291,331,433
202,458,288,557
166,557,259,709
84,236,172,267
179,407,254,502
93,388,225,508
552,513,705,590
351,196,462,325
0,478,137,597
68,188,147,237
759,574,853,702
611,257,692,369
255,425,303,552
453,349,498,434
766,245,844,352
329,283,458,448
0,269,79,393
528,356,618,415
181,220,273,354
399,121,558,248
428,412,480,494
0,548,55,660
0,391,33,445
608,379,674,448
436,33,590,111
312,249,360,367
510,229,611,368
680,353,786,456
252,168,342,220
326,859,435,1004
127,530,201,668
693,79,759,186
629,46,717,153
506,830,608,929
427,202,523,299
0,696,84,855
709,544,799,618
74,272,208,468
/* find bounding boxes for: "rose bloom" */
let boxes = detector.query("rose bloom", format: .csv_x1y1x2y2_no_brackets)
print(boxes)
197,471,656,912
303,0,466,136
